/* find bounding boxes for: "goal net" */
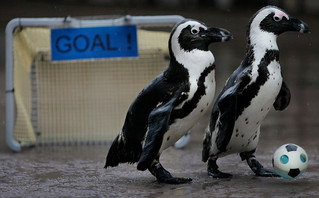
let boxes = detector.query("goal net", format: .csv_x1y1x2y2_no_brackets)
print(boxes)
6,15,184,151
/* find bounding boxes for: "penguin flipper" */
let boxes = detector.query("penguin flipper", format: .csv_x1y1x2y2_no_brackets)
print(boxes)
215,87,238,152
137,91,181,171
202,90,238,162
215,73,251,152
274,81,291,111
203,65,250,161
202,99,236,162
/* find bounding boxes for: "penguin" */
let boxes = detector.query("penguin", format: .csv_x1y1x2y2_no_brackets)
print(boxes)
105,19,232,184
202,6,310,178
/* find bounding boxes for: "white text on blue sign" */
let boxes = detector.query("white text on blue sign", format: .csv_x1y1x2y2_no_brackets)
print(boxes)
51,25,138,61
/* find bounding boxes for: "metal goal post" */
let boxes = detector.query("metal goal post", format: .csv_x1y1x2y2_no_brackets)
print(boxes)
6,15,184,152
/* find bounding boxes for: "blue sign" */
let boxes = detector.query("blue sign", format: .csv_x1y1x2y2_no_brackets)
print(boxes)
51,25,138,61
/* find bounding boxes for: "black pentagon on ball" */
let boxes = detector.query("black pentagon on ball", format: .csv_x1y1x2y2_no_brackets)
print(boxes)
285,144,298,152
288,168,300,178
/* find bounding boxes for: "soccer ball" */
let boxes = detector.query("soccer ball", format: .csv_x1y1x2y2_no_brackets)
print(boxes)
272,143,308,179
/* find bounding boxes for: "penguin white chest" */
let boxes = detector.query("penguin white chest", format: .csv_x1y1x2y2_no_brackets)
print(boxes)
160,70,216,152
185,70,216,122
227,61,283,154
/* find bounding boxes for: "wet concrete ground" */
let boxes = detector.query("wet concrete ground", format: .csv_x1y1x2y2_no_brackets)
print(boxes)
1,131,319,197
1,1,319,197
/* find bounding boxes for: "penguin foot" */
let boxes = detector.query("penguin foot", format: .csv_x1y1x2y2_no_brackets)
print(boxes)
148,161,192,184
157,176,192,184
255,168,279,177
240,152,279,177
207,159,232,179
208,168,233,178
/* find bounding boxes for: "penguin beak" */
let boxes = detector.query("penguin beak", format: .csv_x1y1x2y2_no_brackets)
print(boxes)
205,27,232,43
289,18,310,33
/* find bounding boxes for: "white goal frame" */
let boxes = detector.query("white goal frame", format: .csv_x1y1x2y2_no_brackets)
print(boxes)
6,15,185,152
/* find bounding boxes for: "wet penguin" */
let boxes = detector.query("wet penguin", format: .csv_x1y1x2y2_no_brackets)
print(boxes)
202,6,310,178
105,19,232,184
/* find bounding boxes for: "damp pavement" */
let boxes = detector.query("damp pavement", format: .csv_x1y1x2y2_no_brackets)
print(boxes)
0,128,319,197
1,2,319,197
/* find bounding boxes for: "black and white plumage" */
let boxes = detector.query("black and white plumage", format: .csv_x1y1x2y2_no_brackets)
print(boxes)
202,6,310,178
105,19,232,184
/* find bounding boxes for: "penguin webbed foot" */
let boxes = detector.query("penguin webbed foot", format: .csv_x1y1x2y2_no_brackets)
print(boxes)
207,159,233,179
208,168,233,178
158,176,192,184
148,162,192,184
254,167,279,177
240,151,279,177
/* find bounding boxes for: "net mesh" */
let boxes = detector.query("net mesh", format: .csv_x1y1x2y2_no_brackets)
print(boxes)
13,26,170,146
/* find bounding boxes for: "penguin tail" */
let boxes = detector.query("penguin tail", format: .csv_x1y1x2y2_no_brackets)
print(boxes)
104,134,142,169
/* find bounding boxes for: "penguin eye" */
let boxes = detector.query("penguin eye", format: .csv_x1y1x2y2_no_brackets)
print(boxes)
273,15,281,22
191,28,199,35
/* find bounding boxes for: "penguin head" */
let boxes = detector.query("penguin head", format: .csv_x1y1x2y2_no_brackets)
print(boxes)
248,6,310,38
169,19,232,57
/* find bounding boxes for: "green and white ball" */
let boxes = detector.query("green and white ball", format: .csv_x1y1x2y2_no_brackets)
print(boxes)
272,143,308,179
